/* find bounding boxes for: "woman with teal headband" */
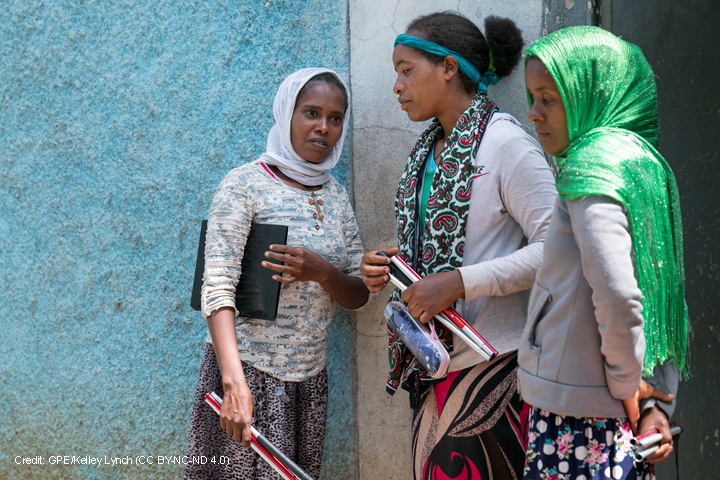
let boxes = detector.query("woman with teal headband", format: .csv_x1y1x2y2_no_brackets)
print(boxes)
360,12,557,480
519,26,687,479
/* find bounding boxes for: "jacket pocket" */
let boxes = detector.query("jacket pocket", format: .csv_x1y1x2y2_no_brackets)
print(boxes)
521,282,552,375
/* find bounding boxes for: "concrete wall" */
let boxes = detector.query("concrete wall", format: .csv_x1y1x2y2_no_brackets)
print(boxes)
348,1,543,477
0,1,356,479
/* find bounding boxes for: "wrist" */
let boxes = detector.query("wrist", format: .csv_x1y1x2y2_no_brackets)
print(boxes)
222,376,248,393
640,404,668,422
317,259,334,285
452,270,465,301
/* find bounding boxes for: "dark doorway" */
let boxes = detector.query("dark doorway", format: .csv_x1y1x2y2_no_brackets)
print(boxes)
612,1,720,477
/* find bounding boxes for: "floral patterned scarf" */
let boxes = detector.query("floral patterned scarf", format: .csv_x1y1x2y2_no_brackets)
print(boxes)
386,94,498,399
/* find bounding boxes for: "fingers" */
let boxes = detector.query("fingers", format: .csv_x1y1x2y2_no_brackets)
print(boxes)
267,244,300,255
401,285,433,323
400,284,414,306
220,386,255,447
637,380,675,403
227,418,252,448
418,311,434,324
646,442,673,464
646,385,675,403
262,260,299,284
637,406,673,464
241,424,252,449
264,251,300,266
262,260,285,273
621,397,640,434
360,249,395,292
360,247,397,268
271,274,297,284
223,418,253,448
360,263,391,276
361,268,390,288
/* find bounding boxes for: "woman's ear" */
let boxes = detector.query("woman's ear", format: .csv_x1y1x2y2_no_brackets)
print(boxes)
442,56,460,80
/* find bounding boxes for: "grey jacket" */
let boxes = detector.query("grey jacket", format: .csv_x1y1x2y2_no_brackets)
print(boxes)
518,195,678,418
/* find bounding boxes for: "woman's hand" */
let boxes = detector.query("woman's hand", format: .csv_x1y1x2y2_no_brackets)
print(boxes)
622,380,675,464
622,380,675,432
207,307,255,447
636,406,674,464
264,244,369,310
262,245,331,284
359,247,399,293
401,270,465,323
220,381,255,447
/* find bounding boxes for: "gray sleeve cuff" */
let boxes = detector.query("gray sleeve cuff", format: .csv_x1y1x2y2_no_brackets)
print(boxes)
642,359,680,419
458,263,492,301
639,396,657,416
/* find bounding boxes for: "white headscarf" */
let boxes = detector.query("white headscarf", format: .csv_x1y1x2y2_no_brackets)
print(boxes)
259,68,350,186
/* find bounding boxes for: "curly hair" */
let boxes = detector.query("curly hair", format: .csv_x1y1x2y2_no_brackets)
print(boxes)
406,12,524,94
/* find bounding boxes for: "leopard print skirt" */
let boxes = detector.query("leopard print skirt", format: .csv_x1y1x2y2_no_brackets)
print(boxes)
184,344,328,480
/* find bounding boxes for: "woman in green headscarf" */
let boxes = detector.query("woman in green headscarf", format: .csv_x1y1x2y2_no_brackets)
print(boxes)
517,26,688,479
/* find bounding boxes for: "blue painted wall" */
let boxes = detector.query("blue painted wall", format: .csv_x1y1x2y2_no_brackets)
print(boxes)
0,1,355,479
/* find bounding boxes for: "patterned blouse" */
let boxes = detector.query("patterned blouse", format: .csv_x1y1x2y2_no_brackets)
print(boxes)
201,161,365,382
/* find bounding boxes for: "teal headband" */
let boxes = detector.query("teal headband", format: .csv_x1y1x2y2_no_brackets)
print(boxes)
394,34,499,95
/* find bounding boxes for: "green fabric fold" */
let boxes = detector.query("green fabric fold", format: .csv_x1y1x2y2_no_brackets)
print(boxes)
525,26,688,376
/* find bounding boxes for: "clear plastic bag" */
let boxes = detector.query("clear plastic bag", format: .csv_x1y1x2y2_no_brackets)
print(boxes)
384,301,450,378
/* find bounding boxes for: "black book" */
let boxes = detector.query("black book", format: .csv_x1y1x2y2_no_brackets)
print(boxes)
190,220,289,321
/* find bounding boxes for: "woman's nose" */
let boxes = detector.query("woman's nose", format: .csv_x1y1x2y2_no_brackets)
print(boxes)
315,117,329,134
393,76,404,95
527,100,542,123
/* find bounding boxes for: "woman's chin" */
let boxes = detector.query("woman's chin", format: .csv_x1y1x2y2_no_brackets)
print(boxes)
405,110,431,123
300,153,331,164
540,140,567,156
296,146,332,164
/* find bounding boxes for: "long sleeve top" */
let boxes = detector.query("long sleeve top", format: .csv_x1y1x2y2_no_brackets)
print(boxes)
201,162,365,381
449,113,558,371
519,196,650,417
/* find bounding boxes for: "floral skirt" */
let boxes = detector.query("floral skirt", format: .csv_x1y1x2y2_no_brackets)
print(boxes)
523,407,654,480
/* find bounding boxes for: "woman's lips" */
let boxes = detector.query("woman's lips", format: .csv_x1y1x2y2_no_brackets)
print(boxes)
308,139,328,149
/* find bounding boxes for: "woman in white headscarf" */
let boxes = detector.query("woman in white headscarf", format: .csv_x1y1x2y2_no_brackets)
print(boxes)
184,68,369,480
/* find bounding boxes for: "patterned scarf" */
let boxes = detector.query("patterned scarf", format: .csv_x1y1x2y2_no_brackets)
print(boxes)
386,94,498,396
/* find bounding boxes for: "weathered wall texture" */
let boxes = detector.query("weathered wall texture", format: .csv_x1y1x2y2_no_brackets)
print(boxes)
0,1,356,479
348,1,543,478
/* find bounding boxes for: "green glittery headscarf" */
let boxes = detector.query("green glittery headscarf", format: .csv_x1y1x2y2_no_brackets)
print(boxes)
525,26,689,376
